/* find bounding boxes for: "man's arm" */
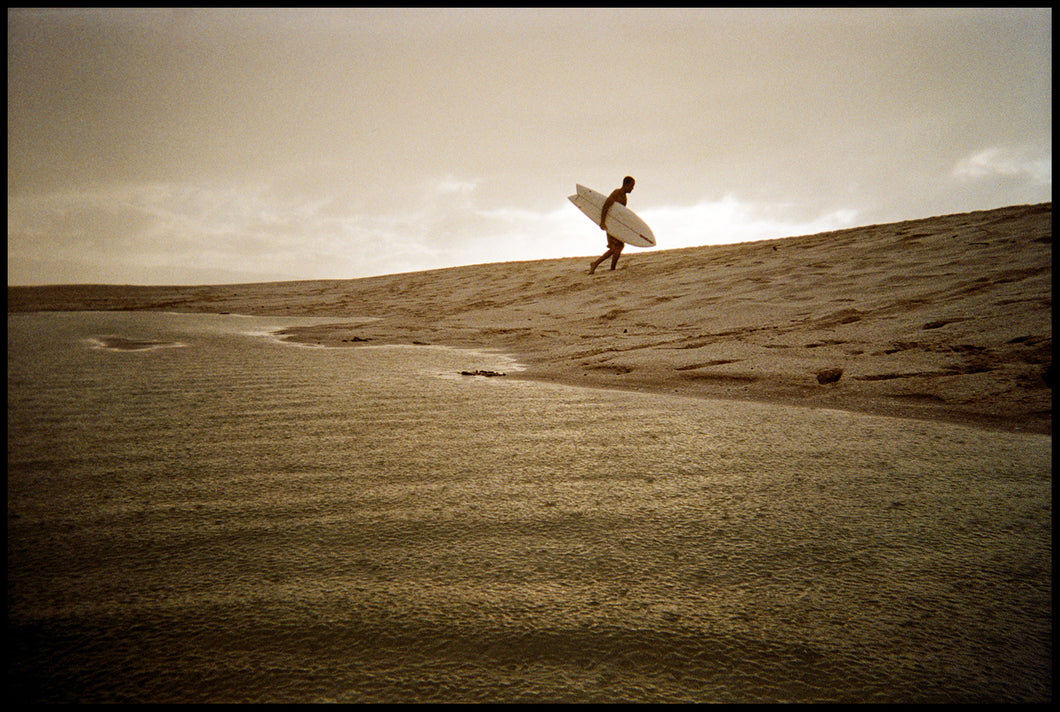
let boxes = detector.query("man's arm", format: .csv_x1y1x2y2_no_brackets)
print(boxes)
599,191,619,230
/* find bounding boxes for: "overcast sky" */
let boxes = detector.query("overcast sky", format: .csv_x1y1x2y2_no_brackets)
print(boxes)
7,8,1052,286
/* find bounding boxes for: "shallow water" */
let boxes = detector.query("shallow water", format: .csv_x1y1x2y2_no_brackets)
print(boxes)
7,312,1051,703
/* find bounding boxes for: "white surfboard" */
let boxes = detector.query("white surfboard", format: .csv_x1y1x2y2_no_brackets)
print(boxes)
568,184,656,248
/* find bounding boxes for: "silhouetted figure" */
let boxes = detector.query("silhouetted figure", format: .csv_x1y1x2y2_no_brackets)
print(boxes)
589,176,635,274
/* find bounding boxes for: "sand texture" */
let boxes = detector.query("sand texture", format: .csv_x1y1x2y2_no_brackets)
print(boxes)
7,312,1052,702
9,203,1051,434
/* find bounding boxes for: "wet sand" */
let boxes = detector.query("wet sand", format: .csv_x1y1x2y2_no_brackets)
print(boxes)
9,202,1052,434
6,312,1052,702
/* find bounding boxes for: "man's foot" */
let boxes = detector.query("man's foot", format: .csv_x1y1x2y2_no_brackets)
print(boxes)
588,262,597,275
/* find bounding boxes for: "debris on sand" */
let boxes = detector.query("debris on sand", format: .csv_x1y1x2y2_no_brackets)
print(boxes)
816,367,844,385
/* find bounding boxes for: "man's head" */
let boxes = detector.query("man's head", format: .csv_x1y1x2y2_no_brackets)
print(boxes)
622,176,635,192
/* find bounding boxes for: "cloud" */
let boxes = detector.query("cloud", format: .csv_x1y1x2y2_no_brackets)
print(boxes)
953,146,1052,186
639,197,860,250
7,9,1050,285
435,176,481,195
7,175,869,285
7,181,356,284
6,175,568,284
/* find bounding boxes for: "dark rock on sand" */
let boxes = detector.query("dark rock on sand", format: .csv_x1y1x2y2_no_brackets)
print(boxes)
816,367,844,385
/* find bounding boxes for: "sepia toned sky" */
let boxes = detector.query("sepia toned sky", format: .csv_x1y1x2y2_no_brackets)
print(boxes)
7,8,1051,286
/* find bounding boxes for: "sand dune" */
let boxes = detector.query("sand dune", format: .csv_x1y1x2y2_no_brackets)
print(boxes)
9,203,1051,433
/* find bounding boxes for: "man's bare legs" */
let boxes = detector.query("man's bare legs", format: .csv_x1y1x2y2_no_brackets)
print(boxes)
589,237,624,274
589,249,613,274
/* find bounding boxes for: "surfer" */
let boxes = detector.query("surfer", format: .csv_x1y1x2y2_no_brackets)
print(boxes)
589,176,635,274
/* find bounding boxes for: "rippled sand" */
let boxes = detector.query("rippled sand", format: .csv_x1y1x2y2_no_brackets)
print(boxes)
6,313,1052,703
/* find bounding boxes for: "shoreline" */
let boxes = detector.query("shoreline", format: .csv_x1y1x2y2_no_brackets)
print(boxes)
273,324,1051,436
9,203,1051,436
510,369,1050,436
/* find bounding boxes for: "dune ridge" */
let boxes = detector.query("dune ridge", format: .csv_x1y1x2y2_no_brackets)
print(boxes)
9,203,1051,434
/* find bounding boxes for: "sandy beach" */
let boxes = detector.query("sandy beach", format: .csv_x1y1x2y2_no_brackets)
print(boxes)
7,204,1052,702
10,202,1052,435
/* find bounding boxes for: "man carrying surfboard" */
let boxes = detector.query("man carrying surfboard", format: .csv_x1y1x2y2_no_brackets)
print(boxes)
588,176,635,274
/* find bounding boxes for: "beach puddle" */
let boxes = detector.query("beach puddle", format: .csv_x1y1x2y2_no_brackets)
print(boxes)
85,335,187,352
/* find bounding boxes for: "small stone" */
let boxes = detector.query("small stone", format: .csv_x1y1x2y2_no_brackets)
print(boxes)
816,367,844,385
